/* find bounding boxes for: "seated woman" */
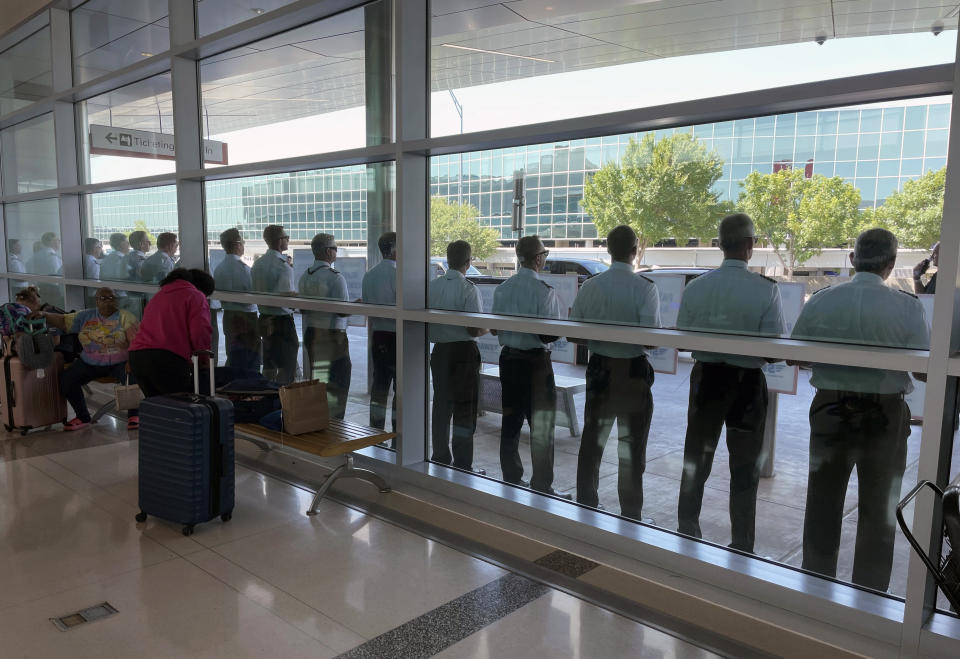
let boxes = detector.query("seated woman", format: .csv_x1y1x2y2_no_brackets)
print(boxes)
41,288,140,431
129,269,214,397
15,286,65,315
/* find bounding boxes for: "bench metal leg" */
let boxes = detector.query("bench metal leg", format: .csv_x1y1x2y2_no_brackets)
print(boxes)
91,400,116,423
565,389,580,437
306,454,390,516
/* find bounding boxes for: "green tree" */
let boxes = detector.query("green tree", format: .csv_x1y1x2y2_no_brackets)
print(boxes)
581,133,725,259
128,220,157,246
430,197,500,260
737,169,861,276
876,167,945,248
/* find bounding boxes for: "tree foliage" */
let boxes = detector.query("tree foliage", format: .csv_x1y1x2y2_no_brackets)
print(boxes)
430,197,500,260
581,133,725,258
128,220,158,246
737,169,861,275
874,167,945,249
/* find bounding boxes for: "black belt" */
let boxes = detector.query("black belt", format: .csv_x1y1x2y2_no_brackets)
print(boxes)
502,346,548,354
818,389,904,401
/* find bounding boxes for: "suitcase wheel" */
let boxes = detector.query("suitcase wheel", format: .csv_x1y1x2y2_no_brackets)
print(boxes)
135,512,147,523
220,511,232,523
182,525,194,537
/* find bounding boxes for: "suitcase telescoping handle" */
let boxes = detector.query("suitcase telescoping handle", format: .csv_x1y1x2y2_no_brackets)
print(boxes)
896,480,945,578
191,350,215,397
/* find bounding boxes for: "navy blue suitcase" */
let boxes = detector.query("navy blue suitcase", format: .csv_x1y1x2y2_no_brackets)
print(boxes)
135,354,235,536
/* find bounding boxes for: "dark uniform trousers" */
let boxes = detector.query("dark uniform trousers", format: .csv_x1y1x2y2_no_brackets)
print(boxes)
677,361,768,553
430,341,481,470
259,313,298,385
801,390,909,592
370,330,397,432
223,310,261,373
304,327,352,420
576,353,654,520
499,347,556,492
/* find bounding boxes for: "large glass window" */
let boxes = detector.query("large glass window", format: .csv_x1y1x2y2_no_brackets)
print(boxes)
199,1,392,168
71,0,169,84
1,113,57,193
5,198,63,308
431,2,958,136
79,73,175,184
0,27,51,114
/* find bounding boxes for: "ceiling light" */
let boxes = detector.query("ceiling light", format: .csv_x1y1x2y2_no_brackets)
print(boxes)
252,7,265,14
933,22,945,36
140,52,153,57
441,43,554,63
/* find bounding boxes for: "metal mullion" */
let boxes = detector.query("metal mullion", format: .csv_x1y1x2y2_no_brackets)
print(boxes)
43,173,179,197
168,0,204,271
407,309,928,373
177,143,397,182
0,189,64,204
395,0,429,467
0,101,56,132
948,357,960,377
411,65,953,156
900,31,960,656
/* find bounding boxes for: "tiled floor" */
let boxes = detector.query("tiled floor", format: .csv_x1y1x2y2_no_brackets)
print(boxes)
0,422,714,658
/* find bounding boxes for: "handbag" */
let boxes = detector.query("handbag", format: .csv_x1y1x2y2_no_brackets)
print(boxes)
114,374,144,411
14,315,54,370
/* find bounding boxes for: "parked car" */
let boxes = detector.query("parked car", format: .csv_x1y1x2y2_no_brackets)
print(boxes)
430,257,485,279
543,257,609,283
636,266,712,286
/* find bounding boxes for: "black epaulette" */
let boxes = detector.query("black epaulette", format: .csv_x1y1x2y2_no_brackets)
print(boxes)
759,274,777,284
465,278,476,287
307,264,329,276
897,289,919,299
811,286,830,295
637,274,654,284
330,267,340,275
540,280,553,289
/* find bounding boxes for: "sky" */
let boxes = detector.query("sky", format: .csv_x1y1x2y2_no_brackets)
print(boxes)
89,29,959,182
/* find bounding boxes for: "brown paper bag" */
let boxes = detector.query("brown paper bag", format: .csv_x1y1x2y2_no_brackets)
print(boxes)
279,380,329,434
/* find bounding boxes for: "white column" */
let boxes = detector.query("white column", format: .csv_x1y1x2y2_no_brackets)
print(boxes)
168,0,205,270
900,31,960,658
395,0,428,466
50,7,83,309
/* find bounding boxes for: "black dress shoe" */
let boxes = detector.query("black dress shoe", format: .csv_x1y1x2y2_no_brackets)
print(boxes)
506,479,530,488
536,487,573,501
471,467,487,476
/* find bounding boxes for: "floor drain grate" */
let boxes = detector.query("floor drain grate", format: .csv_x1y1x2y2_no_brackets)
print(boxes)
50,602,118,631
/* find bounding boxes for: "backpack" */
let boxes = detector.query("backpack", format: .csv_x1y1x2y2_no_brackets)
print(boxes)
0,303,31,337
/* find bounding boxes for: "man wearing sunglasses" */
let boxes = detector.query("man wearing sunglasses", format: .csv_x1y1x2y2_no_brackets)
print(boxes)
492,235,568,499
251,224,298,384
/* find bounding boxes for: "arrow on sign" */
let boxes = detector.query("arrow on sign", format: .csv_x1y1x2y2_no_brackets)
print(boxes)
105,132,116,144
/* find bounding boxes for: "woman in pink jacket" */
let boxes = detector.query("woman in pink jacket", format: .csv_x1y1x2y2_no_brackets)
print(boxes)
129,268,215,397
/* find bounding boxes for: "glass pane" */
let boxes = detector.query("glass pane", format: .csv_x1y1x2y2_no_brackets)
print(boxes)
0,27,52,114
426,320,921,599
79,73,175,183
432,1,958,136
1,113,57,193
197,0,302,37
83,185,179,317
199,1,392,168
428,96,948,351
5,198,63,308
206,162,395,387
71,0,169,84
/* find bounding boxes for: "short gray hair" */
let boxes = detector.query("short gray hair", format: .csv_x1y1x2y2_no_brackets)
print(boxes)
852,228,898,274
515,235,543,266
718,213,755,250
310,233,336,259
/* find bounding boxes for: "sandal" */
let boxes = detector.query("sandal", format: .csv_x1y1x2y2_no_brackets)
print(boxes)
63,418,91,431
127,416,140,431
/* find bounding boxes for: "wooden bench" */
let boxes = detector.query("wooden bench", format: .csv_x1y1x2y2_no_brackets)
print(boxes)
235,419,395,515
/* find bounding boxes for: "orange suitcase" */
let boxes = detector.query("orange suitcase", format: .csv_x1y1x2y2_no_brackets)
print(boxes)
0,351,66,435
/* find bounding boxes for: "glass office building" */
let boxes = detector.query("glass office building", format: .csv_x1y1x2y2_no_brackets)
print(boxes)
88,100,951,247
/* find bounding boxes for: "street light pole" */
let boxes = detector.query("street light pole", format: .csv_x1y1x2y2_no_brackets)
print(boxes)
448,89,464,207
